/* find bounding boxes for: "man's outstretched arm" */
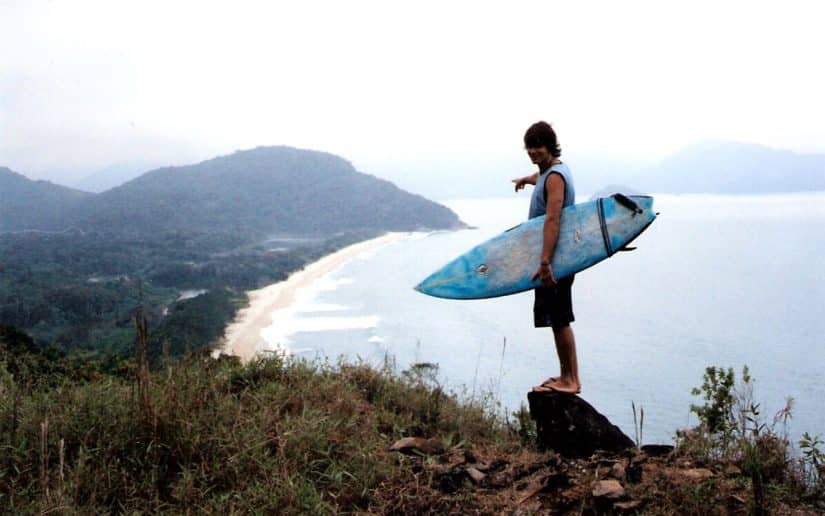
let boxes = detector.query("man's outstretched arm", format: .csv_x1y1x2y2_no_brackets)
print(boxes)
512,172,539,192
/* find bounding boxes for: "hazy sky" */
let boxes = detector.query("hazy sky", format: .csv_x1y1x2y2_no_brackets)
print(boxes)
2,0,824,192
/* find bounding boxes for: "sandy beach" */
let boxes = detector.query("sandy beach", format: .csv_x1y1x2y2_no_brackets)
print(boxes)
215,232,411,363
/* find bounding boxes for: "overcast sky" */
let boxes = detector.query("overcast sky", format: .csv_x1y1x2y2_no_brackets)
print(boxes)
2,0,824,192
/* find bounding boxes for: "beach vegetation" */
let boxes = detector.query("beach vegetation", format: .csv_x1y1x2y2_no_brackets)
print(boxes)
0,227,368,364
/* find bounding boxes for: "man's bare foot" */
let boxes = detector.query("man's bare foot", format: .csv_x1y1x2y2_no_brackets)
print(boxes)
549,378,581,394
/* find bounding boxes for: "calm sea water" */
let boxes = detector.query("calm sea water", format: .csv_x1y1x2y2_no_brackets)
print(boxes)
266,193,825,445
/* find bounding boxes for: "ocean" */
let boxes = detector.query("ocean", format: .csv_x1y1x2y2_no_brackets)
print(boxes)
260,193,825,445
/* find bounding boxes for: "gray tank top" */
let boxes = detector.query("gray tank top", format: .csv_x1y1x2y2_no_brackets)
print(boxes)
528,162,575,219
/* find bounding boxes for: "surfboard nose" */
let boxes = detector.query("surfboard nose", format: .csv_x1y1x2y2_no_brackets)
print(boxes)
414,254,475,299
414,280,463,299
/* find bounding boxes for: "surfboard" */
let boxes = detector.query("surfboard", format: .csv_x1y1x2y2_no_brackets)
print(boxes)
414,194,657,299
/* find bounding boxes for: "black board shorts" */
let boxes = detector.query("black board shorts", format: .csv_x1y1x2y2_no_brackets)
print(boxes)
533,275,575,328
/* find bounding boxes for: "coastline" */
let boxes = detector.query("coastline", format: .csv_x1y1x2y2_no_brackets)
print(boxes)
215,232,414,363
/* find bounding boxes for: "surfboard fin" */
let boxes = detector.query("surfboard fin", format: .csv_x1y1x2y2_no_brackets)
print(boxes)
618,246,637,252
611,193,643,215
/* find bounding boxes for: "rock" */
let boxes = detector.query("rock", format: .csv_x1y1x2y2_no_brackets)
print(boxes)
681,468,713,482
388,437,445,456
728,494,747,506
724,464,742,477
614,500,642,511
527,391,635,458
592,479,625,499
465,458,508,474
516,472,570,505
465,466,486,484
610,462,626,480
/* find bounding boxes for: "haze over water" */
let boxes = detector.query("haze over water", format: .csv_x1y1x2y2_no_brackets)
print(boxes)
265,193,825,445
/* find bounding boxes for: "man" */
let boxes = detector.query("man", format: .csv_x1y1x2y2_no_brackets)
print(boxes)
512,121,580,394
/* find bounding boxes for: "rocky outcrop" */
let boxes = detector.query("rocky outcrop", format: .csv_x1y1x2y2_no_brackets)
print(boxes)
527,391,635,457
380,434,785,514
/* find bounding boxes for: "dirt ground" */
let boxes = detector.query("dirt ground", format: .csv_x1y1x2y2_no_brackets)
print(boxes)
390,442,822,515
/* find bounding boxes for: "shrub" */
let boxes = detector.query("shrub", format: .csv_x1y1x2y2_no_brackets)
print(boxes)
677,365,823,514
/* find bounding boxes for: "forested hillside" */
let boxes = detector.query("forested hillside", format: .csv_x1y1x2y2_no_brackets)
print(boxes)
0,167,92,231
80,146,462,236
0,147,464,359
3,146,463,236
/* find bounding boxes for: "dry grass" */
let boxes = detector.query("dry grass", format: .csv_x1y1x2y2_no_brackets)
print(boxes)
2,352,823,514
0,352,520,514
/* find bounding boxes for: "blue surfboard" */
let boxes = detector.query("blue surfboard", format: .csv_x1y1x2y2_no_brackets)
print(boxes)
415,194,657,299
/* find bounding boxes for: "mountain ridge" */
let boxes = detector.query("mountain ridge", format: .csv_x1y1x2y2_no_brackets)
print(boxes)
2,146,464,236
631,140,825,194
6,141,823,209
0,167,93,231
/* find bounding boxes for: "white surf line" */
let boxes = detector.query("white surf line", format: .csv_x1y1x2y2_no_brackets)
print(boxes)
215,232,418,363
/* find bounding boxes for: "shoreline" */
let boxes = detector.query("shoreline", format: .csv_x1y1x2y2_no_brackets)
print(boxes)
215,232,415,363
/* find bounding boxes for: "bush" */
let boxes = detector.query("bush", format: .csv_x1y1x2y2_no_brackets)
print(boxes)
677,365,824,514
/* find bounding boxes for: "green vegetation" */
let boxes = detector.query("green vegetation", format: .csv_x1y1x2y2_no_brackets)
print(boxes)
1,146,464,361
0,230,333,359
2,327,822,514
0,327,512,514
0,167,92,232
3,145,821,511
677,365,824,514
147,289,240,362
2,147,463,238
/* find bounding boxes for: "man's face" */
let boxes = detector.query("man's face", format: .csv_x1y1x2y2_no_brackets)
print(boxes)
526,145,552,166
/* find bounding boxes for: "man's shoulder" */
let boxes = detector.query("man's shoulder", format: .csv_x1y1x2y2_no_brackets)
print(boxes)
544,171,567,194
546,164,570,181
